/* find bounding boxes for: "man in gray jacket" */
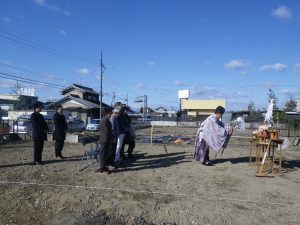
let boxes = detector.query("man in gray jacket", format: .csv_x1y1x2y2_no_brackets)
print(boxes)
110,108,120,162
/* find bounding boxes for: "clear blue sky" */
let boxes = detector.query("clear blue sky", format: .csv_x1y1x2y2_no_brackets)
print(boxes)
1,0,300,111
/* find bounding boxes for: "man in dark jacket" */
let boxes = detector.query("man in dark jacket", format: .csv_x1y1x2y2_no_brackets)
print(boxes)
124,107,136,159
53,105,68,159
99,108,113,175
31,102,49,165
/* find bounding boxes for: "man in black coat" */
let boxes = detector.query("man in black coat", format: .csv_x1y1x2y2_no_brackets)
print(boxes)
53,105,68,159
31,102,49,165
124,107,136,159
99,108,113,175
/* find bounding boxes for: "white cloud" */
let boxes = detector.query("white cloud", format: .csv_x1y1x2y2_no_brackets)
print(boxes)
260,82,274,89
174,80,182,86
174,80,191,86
146,61,156,66
294,62,300,71
233,92,249,98
136,82,145,89
224,59,251,71
281,89,300,98
259,63,287,72
33,0,71,16
190,86,216,97
59,29,67,35
3,17,11,23
272,5,292,20
45,74,67,83
75,68,91,75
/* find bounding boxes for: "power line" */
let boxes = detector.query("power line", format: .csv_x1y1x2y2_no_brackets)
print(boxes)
0,72,65,89
0,27,80,58
0,33,82,61
0,25,89,59
0,25,95,63
0,75,61,89
0,62,69,82
105,81,300,88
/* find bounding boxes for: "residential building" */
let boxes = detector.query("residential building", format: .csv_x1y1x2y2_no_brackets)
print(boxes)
45,84,111,123
295,99,300,112
181,99,226,117
154,106,168,117
61,84,100,104
0,94,38,111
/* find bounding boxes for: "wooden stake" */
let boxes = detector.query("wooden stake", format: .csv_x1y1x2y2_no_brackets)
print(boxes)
150,124,154,146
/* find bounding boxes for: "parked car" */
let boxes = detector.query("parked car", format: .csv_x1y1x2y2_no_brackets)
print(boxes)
86,119,101,131
10,114,54,134
67,119,86,133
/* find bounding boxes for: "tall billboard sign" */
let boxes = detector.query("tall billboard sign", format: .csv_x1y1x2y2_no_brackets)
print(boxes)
17,88,36,97
178,89,189,99
178,89,189,111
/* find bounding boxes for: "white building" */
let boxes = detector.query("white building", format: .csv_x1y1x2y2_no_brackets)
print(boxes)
295,99,300,112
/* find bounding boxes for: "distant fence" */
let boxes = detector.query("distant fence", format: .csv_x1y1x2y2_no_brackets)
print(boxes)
149,118,300,138
279,128,300,137
0,120,10,135
2,117,300,144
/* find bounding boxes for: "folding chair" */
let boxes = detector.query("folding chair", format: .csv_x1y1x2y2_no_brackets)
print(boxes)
79,136,102,171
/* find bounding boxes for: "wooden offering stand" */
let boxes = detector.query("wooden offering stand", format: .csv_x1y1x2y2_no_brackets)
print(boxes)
255,128,283,177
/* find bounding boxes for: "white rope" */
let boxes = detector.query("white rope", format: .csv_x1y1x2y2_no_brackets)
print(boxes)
231,136,251,139
0,180,291,207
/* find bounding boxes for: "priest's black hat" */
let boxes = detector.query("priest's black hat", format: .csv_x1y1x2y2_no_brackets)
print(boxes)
215,106,225,115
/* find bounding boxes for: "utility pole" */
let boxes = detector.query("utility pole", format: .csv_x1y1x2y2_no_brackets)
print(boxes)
99,51,104,118
111,91,116,107
134,95,148,121
143,95,147,120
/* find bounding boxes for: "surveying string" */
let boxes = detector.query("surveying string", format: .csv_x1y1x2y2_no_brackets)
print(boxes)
0,180,293,207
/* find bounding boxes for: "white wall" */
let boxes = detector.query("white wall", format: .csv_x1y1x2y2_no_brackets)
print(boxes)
295,100,300,112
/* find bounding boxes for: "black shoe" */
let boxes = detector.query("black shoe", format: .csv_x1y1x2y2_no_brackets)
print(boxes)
128,154,136,159
120,155,127,160
109,163,118,169
202,161,213,166
35,161,44,165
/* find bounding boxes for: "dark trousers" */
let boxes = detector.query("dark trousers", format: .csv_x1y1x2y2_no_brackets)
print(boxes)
127,139,135,155
120,141,125,157
55,140,64,156
109,142,117,164
120,131,130,157
100,141,111,170
204,147,210,162
34,139,44,163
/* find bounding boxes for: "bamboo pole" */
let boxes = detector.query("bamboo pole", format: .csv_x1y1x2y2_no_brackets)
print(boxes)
150,124,154,145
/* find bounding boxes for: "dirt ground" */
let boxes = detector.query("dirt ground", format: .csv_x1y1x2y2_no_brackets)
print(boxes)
0,127,299,225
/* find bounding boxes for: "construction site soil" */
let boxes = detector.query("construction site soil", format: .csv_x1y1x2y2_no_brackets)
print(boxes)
0,127,299,225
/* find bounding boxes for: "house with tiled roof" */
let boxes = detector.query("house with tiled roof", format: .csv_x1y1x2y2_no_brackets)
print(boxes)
46,84,111,122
